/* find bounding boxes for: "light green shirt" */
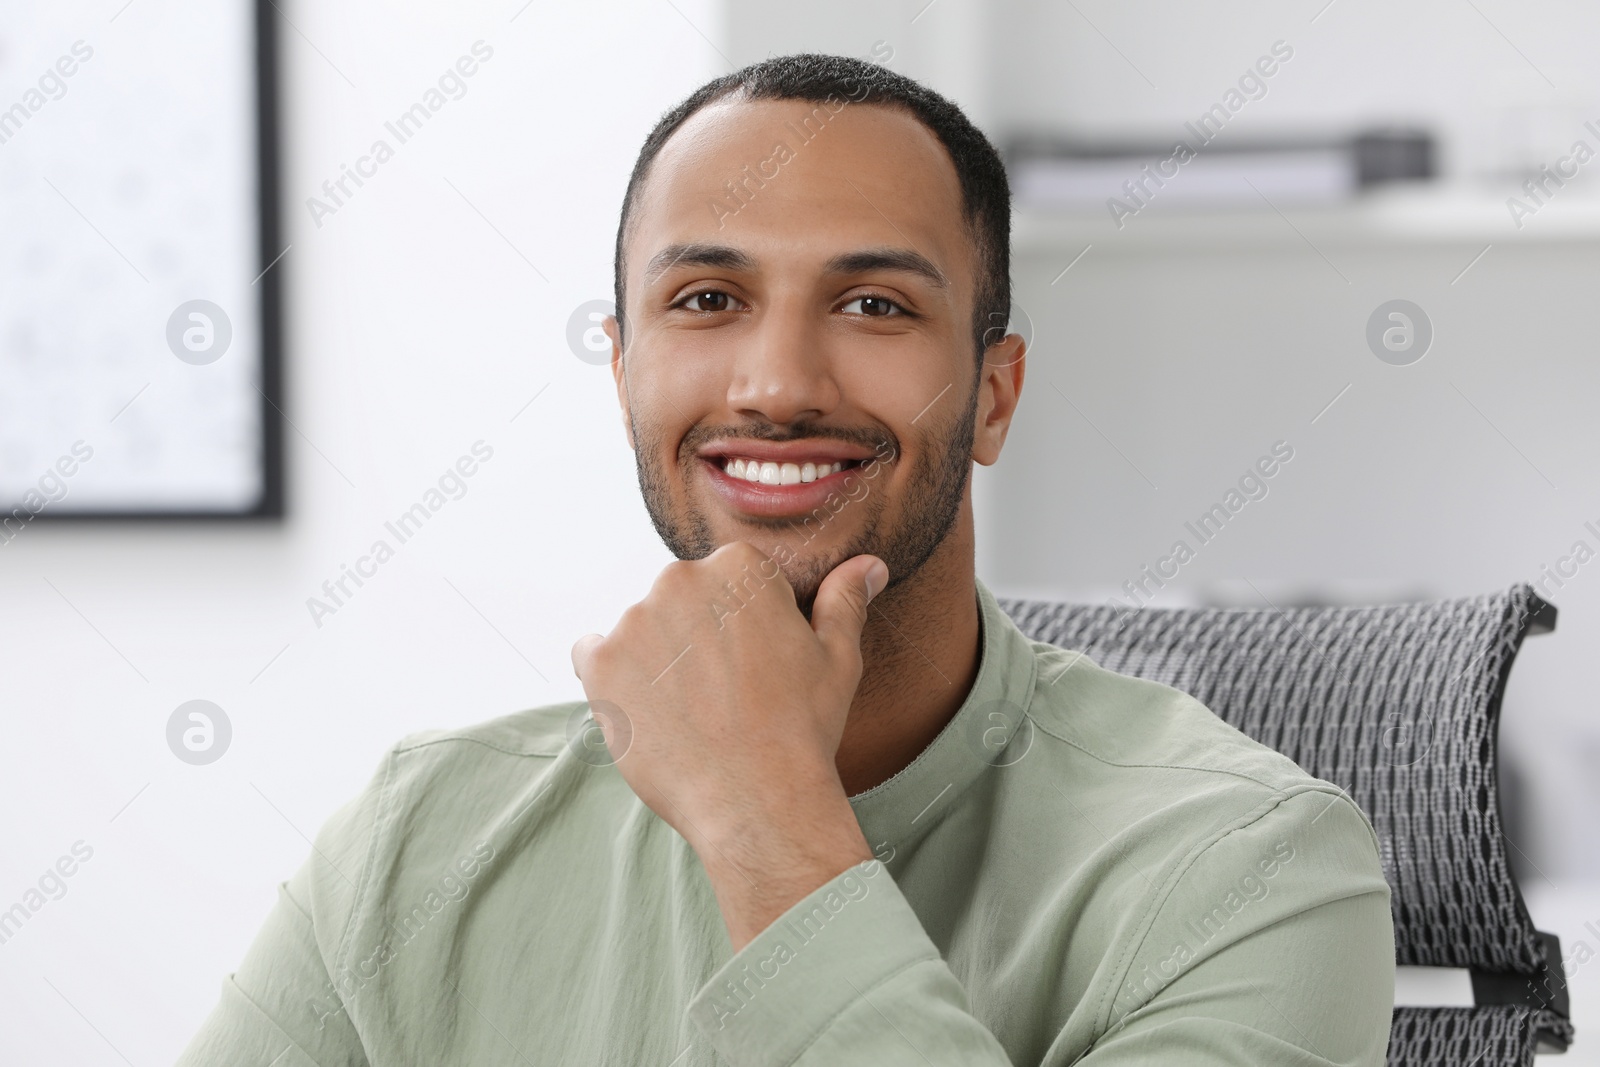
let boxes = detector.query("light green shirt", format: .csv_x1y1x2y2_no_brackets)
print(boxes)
179,579,1394,1065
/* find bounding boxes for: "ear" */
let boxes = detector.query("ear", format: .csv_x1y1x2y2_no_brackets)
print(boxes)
972,332,1025,466
604,314,634,450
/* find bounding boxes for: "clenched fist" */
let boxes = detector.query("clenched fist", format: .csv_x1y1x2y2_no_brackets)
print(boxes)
571,541,888,949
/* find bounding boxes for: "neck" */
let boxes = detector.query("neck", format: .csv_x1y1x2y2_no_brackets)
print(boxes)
834,504,982,797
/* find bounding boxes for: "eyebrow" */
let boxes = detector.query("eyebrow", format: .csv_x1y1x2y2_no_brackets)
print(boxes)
824,248,948,290
643,243,755,284
641,243,949,290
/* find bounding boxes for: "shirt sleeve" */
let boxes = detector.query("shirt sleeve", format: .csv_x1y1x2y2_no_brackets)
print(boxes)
1079,789,1394,1065
686,856,1015,1065
175,756,388,1067
685,788,1394,1066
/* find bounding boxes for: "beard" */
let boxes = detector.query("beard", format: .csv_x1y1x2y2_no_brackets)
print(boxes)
631,379,978,616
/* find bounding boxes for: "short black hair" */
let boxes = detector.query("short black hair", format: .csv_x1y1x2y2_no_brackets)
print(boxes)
612,52,1011,361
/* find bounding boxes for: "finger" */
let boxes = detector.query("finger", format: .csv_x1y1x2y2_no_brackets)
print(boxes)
571,633,604,681
810,554,888,657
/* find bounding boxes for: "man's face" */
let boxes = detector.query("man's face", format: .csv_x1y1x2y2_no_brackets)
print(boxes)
610,96,1014,612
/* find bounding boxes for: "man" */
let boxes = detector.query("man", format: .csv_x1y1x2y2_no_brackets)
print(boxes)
180,54,1394,1065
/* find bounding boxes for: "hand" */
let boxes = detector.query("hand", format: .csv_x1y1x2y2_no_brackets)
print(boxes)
571,542,887,947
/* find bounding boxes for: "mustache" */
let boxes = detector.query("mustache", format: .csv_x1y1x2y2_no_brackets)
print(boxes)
678,420,897,458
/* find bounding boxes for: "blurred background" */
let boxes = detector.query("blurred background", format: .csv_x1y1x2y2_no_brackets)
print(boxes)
3,0,1598,1061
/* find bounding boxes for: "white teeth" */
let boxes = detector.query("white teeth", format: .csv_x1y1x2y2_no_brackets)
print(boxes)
719,457,848,482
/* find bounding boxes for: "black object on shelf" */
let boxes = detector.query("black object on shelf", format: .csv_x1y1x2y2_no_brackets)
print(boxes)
1353,128,1435,186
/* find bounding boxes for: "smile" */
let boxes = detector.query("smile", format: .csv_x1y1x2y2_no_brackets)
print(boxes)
696,446,878,520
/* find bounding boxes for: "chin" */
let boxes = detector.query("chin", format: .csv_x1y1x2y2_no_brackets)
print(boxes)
777,555,834,616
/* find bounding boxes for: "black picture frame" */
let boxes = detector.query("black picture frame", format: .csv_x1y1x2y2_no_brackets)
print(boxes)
33,0,285,523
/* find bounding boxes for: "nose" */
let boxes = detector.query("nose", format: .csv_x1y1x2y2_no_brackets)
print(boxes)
724,298,840,426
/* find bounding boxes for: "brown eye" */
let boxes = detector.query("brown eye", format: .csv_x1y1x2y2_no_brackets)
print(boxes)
842,295,904,317
685,291,732,312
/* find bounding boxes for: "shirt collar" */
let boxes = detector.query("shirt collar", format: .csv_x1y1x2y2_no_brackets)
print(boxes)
847,577,1039,859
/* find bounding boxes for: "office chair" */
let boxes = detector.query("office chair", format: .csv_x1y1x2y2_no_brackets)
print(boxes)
1000,584,1571,1066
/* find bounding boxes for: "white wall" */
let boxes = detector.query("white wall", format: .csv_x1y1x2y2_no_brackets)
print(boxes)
0,0,716,1061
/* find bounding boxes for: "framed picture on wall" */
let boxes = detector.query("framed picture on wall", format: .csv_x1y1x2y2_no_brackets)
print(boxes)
0,0,283,522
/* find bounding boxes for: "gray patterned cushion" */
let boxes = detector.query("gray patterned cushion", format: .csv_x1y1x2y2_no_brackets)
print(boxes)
1387,1006,1572,1067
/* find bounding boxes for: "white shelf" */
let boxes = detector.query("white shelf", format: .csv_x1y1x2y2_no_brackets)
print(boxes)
1013,184,1600,252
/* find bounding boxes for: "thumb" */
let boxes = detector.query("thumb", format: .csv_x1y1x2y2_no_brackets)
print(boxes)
811,554,889,656
571,633,604,682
